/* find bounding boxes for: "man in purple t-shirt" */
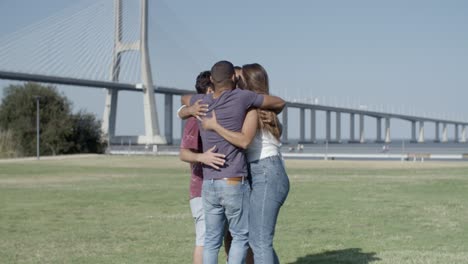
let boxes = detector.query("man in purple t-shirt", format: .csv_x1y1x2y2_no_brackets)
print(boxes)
181,61,285,264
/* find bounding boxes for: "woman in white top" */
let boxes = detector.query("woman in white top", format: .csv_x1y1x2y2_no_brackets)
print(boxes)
202,63,289,264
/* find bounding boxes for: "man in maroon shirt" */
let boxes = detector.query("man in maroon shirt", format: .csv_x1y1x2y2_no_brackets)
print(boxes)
179,71,226,264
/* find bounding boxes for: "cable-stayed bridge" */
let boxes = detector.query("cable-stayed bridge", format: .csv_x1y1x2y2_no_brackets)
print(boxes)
0,0,186,145
0,0,467,146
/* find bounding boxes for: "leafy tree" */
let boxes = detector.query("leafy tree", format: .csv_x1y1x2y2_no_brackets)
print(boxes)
67,111,106,154
0,83,106,157
0,82,73,156
0,129,19,158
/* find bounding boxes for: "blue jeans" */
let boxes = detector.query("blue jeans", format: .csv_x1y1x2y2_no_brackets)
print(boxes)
248,155,290,264
202,178,250,264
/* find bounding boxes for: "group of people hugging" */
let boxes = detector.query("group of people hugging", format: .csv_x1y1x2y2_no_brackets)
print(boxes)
179,60,290,264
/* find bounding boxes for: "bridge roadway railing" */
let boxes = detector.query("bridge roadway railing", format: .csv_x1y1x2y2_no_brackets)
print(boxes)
1,70,467,144
285,101,468,144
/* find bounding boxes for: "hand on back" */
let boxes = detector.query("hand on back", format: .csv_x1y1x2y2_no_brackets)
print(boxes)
201,110,219,130
199,145,225,170
188,99,209,121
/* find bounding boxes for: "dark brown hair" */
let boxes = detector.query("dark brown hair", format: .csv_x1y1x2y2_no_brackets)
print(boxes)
242,63,281,140
195,71,212,94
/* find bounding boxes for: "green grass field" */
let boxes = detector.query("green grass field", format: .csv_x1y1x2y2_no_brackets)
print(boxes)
1,155,468,263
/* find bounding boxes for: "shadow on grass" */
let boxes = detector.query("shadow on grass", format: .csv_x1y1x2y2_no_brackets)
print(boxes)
288,248,380,264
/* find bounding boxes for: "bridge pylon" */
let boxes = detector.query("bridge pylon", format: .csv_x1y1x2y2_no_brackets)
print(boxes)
102,0,166,145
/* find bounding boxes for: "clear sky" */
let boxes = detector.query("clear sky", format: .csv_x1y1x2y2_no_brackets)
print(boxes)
1,0,467,140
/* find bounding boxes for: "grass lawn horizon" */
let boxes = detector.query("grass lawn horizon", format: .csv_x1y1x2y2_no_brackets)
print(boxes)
1,156,467,263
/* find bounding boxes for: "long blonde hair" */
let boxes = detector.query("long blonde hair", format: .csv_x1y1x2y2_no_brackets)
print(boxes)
242,63,281,140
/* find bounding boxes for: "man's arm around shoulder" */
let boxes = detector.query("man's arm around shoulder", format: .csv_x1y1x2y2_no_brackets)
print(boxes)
260,95,286,114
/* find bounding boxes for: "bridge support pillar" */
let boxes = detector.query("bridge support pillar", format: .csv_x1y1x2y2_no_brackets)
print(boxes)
349,113,355,142
103,0,166,145
102,89,118,142
300,108,305,142
310,109,316,143
141,87,164,144
359,114,365,143
384,117,391,143
326,111,331,142
418,121,425,143
376,117,382,143
455,124,459,142
282,107,288,143
164,94,173,145
140,0,165,144
434,122,440,142
442,123,448,143
411,121,417,143
461,125,467,143
336,112,341,143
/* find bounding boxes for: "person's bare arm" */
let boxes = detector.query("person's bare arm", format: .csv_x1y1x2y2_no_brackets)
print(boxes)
202,109,258,149
260,95,286,114
178,95,193,120
179,146,226,170
178,100,209,120
181,95,192,106
178,95,209,120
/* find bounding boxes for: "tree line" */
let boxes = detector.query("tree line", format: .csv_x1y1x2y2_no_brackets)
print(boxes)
0,82,106,158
